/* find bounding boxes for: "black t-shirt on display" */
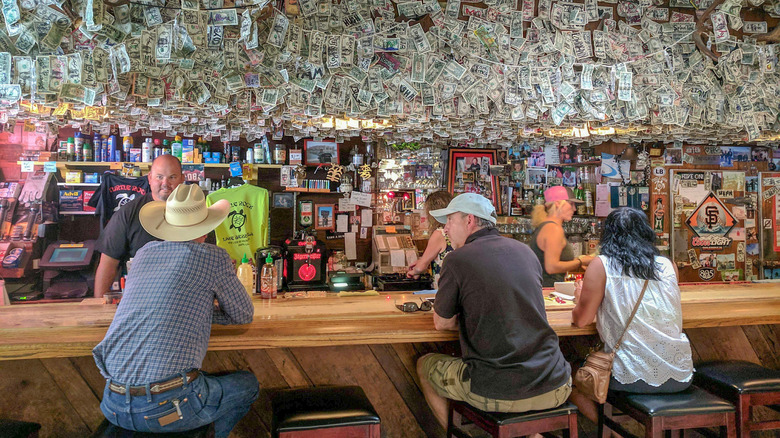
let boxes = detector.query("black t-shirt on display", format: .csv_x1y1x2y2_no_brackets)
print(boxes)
95,193,158,263
88,174,150,228
436,227,571,400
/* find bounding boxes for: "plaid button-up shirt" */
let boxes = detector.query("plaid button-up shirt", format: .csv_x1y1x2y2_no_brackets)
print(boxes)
93,241,253,385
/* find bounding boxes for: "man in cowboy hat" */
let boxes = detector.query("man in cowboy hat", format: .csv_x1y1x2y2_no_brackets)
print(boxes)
93,184,258,438
94,154,184,298
415,193,571,427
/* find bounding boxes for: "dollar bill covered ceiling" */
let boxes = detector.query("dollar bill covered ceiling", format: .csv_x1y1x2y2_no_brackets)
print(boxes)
0,0,779,146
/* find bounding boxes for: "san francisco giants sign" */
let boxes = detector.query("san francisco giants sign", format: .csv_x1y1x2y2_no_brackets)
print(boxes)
685,192,736,250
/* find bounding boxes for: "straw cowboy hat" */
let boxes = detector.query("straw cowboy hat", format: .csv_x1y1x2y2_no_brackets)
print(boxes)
140,184,230,241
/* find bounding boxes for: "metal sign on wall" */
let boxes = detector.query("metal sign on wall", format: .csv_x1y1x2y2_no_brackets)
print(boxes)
686,192,736,250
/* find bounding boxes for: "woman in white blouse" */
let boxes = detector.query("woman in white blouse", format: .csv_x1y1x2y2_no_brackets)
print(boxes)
569,207,693,421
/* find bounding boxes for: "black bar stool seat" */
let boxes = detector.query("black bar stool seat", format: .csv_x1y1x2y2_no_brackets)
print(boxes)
599,386,736,438
447,400,579,438
271,386,380,438
91,419,214,437
694,360,780,437
0,419,41,438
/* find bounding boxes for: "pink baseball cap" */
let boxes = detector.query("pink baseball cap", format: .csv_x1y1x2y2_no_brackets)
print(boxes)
543,186,583,204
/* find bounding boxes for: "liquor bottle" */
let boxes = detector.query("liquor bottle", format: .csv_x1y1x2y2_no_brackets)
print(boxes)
162,139,171,155
584,221,600,255
575,180,587,215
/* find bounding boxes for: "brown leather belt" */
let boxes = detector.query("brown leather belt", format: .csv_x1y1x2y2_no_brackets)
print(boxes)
109,370,200,396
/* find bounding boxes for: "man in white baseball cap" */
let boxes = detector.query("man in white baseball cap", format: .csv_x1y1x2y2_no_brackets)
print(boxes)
417,193,572,426
93,184,258,438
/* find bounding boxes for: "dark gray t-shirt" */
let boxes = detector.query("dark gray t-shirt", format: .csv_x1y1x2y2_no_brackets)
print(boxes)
95,193,159,263
435,227,571,400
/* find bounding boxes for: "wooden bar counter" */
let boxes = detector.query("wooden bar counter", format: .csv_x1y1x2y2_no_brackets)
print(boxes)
1,282,778,361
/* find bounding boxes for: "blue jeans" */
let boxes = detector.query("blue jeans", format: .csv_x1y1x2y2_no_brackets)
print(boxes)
100,370,259,438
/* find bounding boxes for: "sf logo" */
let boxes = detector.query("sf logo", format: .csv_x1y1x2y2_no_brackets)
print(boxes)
705,206,719,229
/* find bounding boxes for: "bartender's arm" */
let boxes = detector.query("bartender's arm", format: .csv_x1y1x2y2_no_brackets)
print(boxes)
407,230,446,278
94,254,120,298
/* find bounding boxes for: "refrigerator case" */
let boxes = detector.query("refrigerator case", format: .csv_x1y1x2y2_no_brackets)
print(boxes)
759,172,780,279
670,170,756,282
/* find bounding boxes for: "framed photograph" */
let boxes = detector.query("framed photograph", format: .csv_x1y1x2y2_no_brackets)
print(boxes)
447,148,500,214
304,139,339,166
273,192,294,208
664,147,683,166
314,204,335,230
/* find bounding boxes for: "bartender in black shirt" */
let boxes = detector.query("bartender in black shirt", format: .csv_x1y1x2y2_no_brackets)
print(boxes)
93,155,183,298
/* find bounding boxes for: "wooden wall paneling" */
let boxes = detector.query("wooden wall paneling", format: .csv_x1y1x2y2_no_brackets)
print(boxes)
291,345,427,438
0,359,93,437
69,356,109,398
740,325,780,370
263,348,312,388
390,343,424,385
686,326,762,364
369,344,445,438
40,357,105,434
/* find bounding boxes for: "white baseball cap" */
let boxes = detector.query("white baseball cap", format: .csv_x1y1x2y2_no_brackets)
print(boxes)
429,193,497,224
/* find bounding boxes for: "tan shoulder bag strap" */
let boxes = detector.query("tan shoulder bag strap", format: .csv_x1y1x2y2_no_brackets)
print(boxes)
612,279,649,352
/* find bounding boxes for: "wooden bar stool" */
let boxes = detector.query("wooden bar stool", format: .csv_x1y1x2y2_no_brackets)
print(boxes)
0,419,41,438
446,400,579,438
598,386,736,438
91,419,215,437
694,361,780,438
271,386,380,438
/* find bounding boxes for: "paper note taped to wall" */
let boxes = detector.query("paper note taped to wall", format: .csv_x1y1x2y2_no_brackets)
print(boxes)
350,191,372,207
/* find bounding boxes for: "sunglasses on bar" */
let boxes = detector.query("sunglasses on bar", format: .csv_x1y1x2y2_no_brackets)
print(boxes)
395,299,432,313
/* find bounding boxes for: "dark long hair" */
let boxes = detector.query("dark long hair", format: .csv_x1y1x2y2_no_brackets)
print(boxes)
600,207,660,281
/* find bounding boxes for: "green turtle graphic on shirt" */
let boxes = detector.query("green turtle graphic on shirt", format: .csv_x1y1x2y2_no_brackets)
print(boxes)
228,209,246,232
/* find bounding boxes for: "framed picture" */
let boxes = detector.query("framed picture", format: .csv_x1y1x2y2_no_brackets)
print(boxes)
273,192,294,208
304,139,339,166
314,204,335,230
447,148,500,214
664,147,683,166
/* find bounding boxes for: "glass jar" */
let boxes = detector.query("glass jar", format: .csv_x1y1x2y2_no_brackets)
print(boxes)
273,144,286,164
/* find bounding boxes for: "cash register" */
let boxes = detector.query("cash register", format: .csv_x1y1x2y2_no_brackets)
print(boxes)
371,225,432,290
39,240,97,299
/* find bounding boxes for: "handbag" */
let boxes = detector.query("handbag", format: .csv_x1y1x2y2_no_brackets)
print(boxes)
573,279,649,404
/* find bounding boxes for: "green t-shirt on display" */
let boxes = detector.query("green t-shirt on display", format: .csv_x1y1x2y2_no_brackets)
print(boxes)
206,184,270,262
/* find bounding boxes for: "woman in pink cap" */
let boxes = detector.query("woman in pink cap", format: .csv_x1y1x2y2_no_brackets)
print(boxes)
529,186,594,287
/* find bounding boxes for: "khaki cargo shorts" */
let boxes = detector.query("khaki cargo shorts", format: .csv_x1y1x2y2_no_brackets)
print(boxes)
420,353,572,413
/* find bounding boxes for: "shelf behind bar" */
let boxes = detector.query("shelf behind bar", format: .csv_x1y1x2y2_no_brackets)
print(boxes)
17,161,282,169
60,211,96,216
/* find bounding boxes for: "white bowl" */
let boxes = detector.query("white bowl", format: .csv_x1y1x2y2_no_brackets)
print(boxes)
554,282,576,295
